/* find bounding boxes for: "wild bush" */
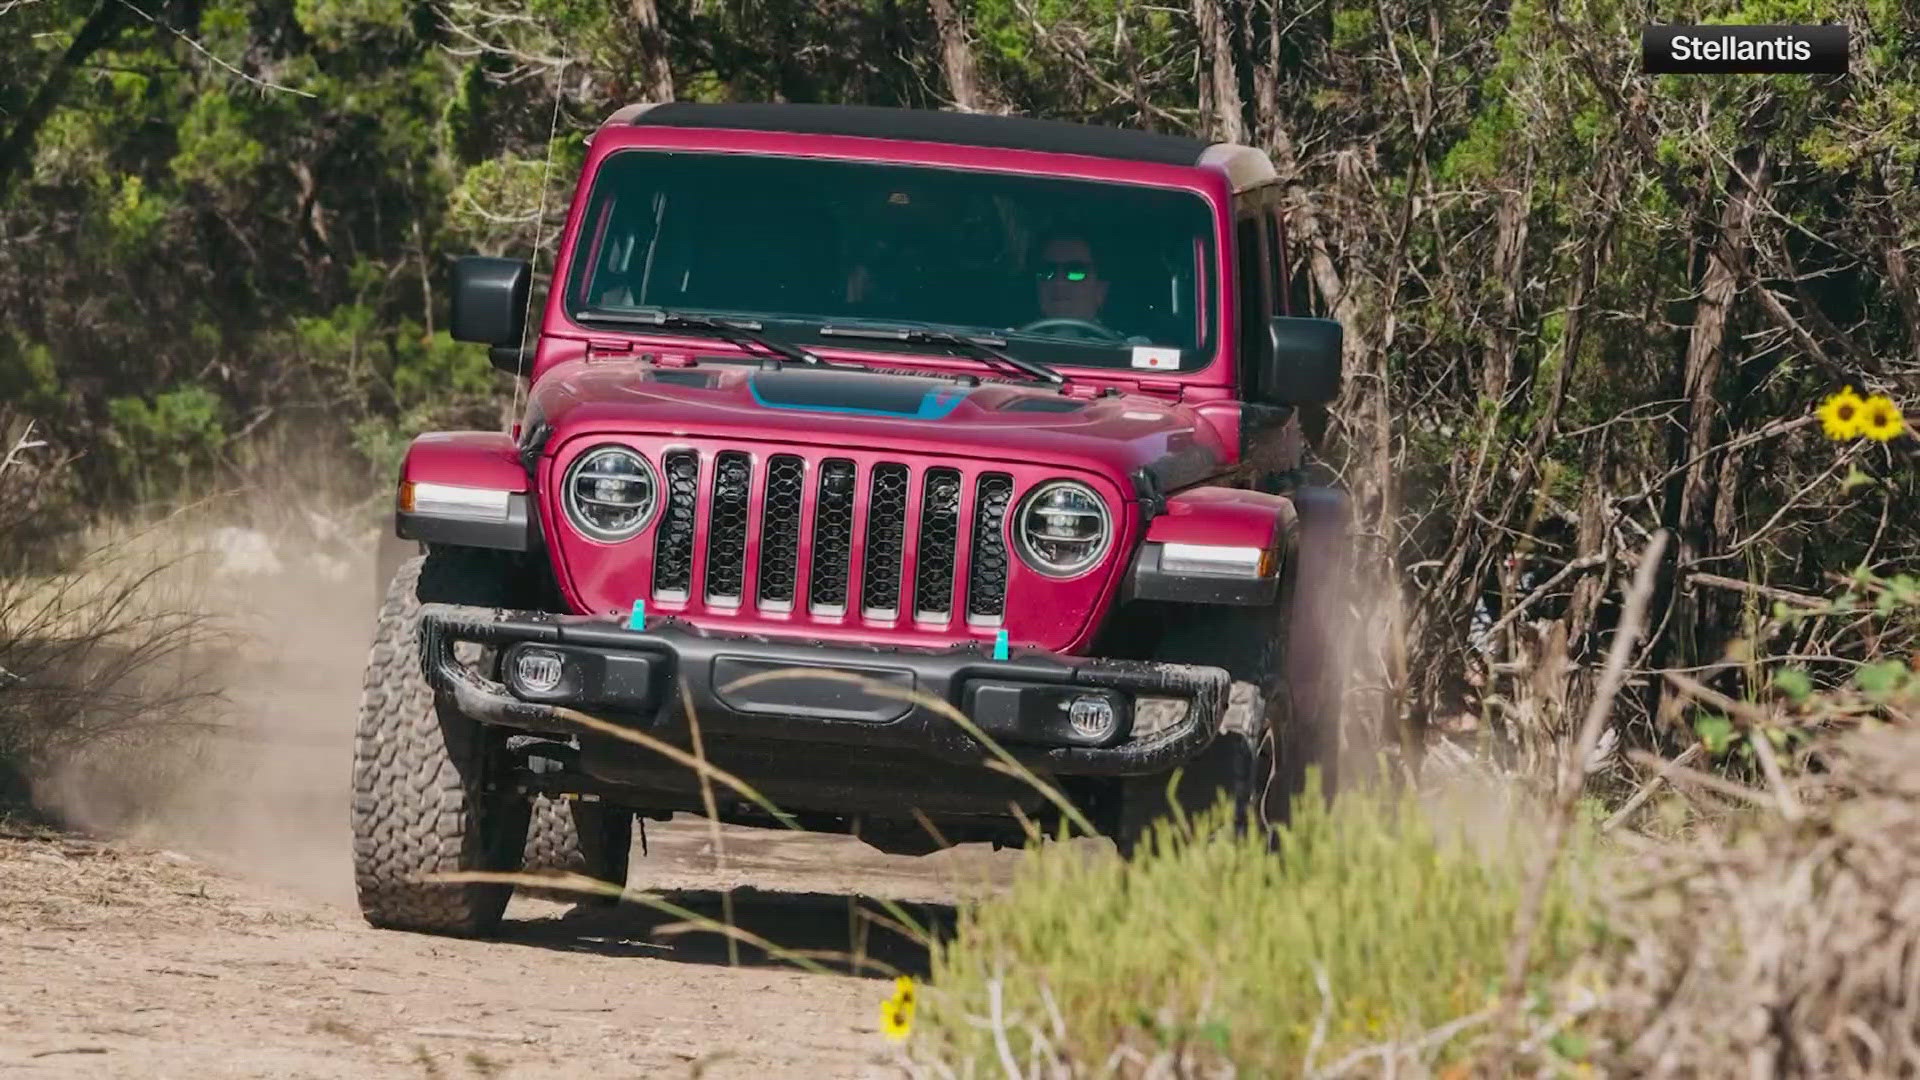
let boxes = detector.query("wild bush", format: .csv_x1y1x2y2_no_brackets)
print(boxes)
0,431,227,814
915,782,1600,1076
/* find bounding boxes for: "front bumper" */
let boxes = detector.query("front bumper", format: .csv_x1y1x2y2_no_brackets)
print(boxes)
418,604,1230,777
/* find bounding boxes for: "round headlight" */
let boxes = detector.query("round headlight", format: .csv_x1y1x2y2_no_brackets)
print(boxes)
562,445,658,542
1013,480,1111,577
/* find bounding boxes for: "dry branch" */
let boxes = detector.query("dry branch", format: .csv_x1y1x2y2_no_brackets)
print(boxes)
1600,743,1703,833
1599,723,1920,1074
111,0,315,98
1623,749,1772,808
1497,529,1668,1024
1685,570,1827,610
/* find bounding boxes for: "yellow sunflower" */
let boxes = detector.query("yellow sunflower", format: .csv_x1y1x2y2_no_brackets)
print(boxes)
1818,387,1867,441
1858,394,1906,443
879,975,915,1041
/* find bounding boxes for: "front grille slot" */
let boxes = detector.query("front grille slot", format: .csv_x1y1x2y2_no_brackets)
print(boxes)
757,454,804,610
967,473,1014,624
861,463,910,617
808,459,857,614
652,450,699,599
914,467,962,621
628,451,1023,629
704,450,751,604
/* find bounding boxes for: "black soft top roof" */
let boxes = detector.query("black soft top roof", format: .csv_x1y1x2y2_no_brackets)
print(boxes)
626,102,1213,166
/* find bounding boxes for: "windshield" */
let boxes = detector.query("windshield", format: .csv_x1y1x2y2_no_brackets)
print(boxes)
564,150,1220,371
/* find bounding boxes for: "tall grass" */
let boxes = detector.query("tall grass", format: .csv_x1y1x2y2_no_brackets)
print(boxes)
426,573,1920,1075
427,670,1605,1073
915,780,1600,1076
0,507,231,822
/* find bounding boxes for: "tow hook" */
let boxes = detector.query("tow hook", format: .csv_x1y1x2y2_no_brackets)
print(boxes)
507,734,579,775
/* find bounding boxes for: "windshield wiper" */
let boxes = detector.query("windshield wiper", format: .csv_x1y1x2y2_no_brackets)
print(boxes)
816,322,1065,385
574,306,828,367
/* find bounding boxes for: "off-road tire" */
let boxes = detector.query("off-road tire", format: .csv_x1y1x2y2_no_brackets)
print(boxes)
373,519,418,617
1115,680,1278,855
352,553,532,937
520,797,633,904
1114,486,1353,856
1279,485,1355,803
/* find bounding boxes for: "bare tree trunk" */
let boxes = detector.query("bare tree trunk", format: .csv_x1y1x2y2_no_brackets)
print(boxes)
631,0,675,103
1249,0,1278,145
1420,158,1536,654
1480,169,1533,402
1191,0,1246,144
1560,439,1612,712
1659,149,1769,677
1267,119,1413,763
1866,170,1920,367
1267,126,1355,334
0,0,131,203
412,217,433,337
928,0,991,111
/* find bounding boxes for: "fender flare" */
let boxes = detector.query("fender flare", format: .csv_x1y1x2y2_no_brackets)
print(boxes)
1125,487,1299,606
393,431,537,552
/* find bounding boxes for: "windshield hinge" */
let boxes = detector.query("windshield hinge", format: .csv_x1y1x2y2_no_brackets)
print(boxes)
585,338,634,360
1133,378,1185,399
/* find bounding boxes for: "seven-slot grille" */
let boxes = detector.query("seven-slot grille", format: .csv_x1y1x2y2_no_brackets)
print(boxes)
635,450,1018,627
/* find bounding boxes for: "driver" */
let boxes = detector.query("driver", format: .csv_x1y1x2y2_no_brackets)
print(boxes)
1033,233,1111,325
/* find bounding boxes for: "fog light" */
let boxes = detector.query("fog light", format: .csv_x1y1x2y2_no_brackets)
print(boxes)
512,647,566,694
1066,694,1118,742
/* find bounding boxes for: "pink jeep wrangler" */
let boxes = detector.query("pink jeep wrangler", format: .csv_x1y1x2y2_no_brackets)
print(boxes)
355,103,1352,937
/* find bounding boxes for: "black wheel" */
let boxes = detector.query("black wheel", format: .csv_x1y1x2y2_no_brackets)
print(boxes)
1115,488,1353,854
1278,485,1355,804
351,551,532,936
520,796,633,904
373,515,418,617
1115,679,1276,855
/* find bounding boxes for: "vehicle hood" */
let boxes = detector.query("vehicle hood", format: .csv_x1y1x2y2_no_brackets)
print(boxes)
525,360,1227,489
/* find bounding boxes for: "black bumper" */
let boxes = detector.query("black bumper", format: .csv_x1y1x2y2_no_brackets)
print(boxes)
417,604,1230,777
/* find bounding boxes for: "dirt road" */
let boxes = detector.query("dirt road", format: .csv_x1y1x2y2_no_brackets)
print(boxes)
0,824,969,1078
0,544,1014,1079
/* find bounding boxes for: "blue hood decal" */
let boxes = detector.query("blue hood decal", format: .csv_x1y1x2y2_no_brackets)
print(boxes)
746,369,969,420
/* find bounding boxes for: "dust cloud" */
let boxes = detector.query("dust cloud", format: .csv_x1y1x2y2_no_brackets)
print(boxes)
37,519,1016,909
42,527,378,907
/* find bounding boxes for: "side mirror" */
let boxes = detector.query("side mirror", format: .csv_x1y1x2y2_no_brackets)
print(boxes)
450,255,531,375
1250,316,1343,407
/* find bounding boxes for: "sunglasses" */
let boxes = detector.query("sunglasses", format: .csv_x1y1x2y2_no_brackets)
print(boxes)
1036,261,1096,283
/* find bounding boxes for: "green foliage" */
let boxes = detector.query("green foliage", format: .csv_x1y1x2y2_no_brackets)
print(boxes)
106,386,229,492
1772,668,1812,703
1673,571,1920,784
1694,712,1735,756
349,415,413,484
390,328,496,413
1331,4,1376,47
294,0,416,48
170,92,269,186
972,0,1195,124
1854,659,1914,702
447,155,556,251
0,335,61,417
917,784,1599,1072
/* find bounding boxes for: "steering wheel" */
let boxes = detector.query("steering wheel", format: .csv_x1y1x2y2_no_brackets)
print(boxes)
1017,317,1127,343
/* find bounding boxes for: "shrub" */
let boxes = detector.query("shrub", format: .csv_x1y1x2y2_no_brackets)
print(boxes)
106,385,229,496
0,431,226,814
1592,721,1920,1077
916,781,1599,1076
1585,573,1920,1075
